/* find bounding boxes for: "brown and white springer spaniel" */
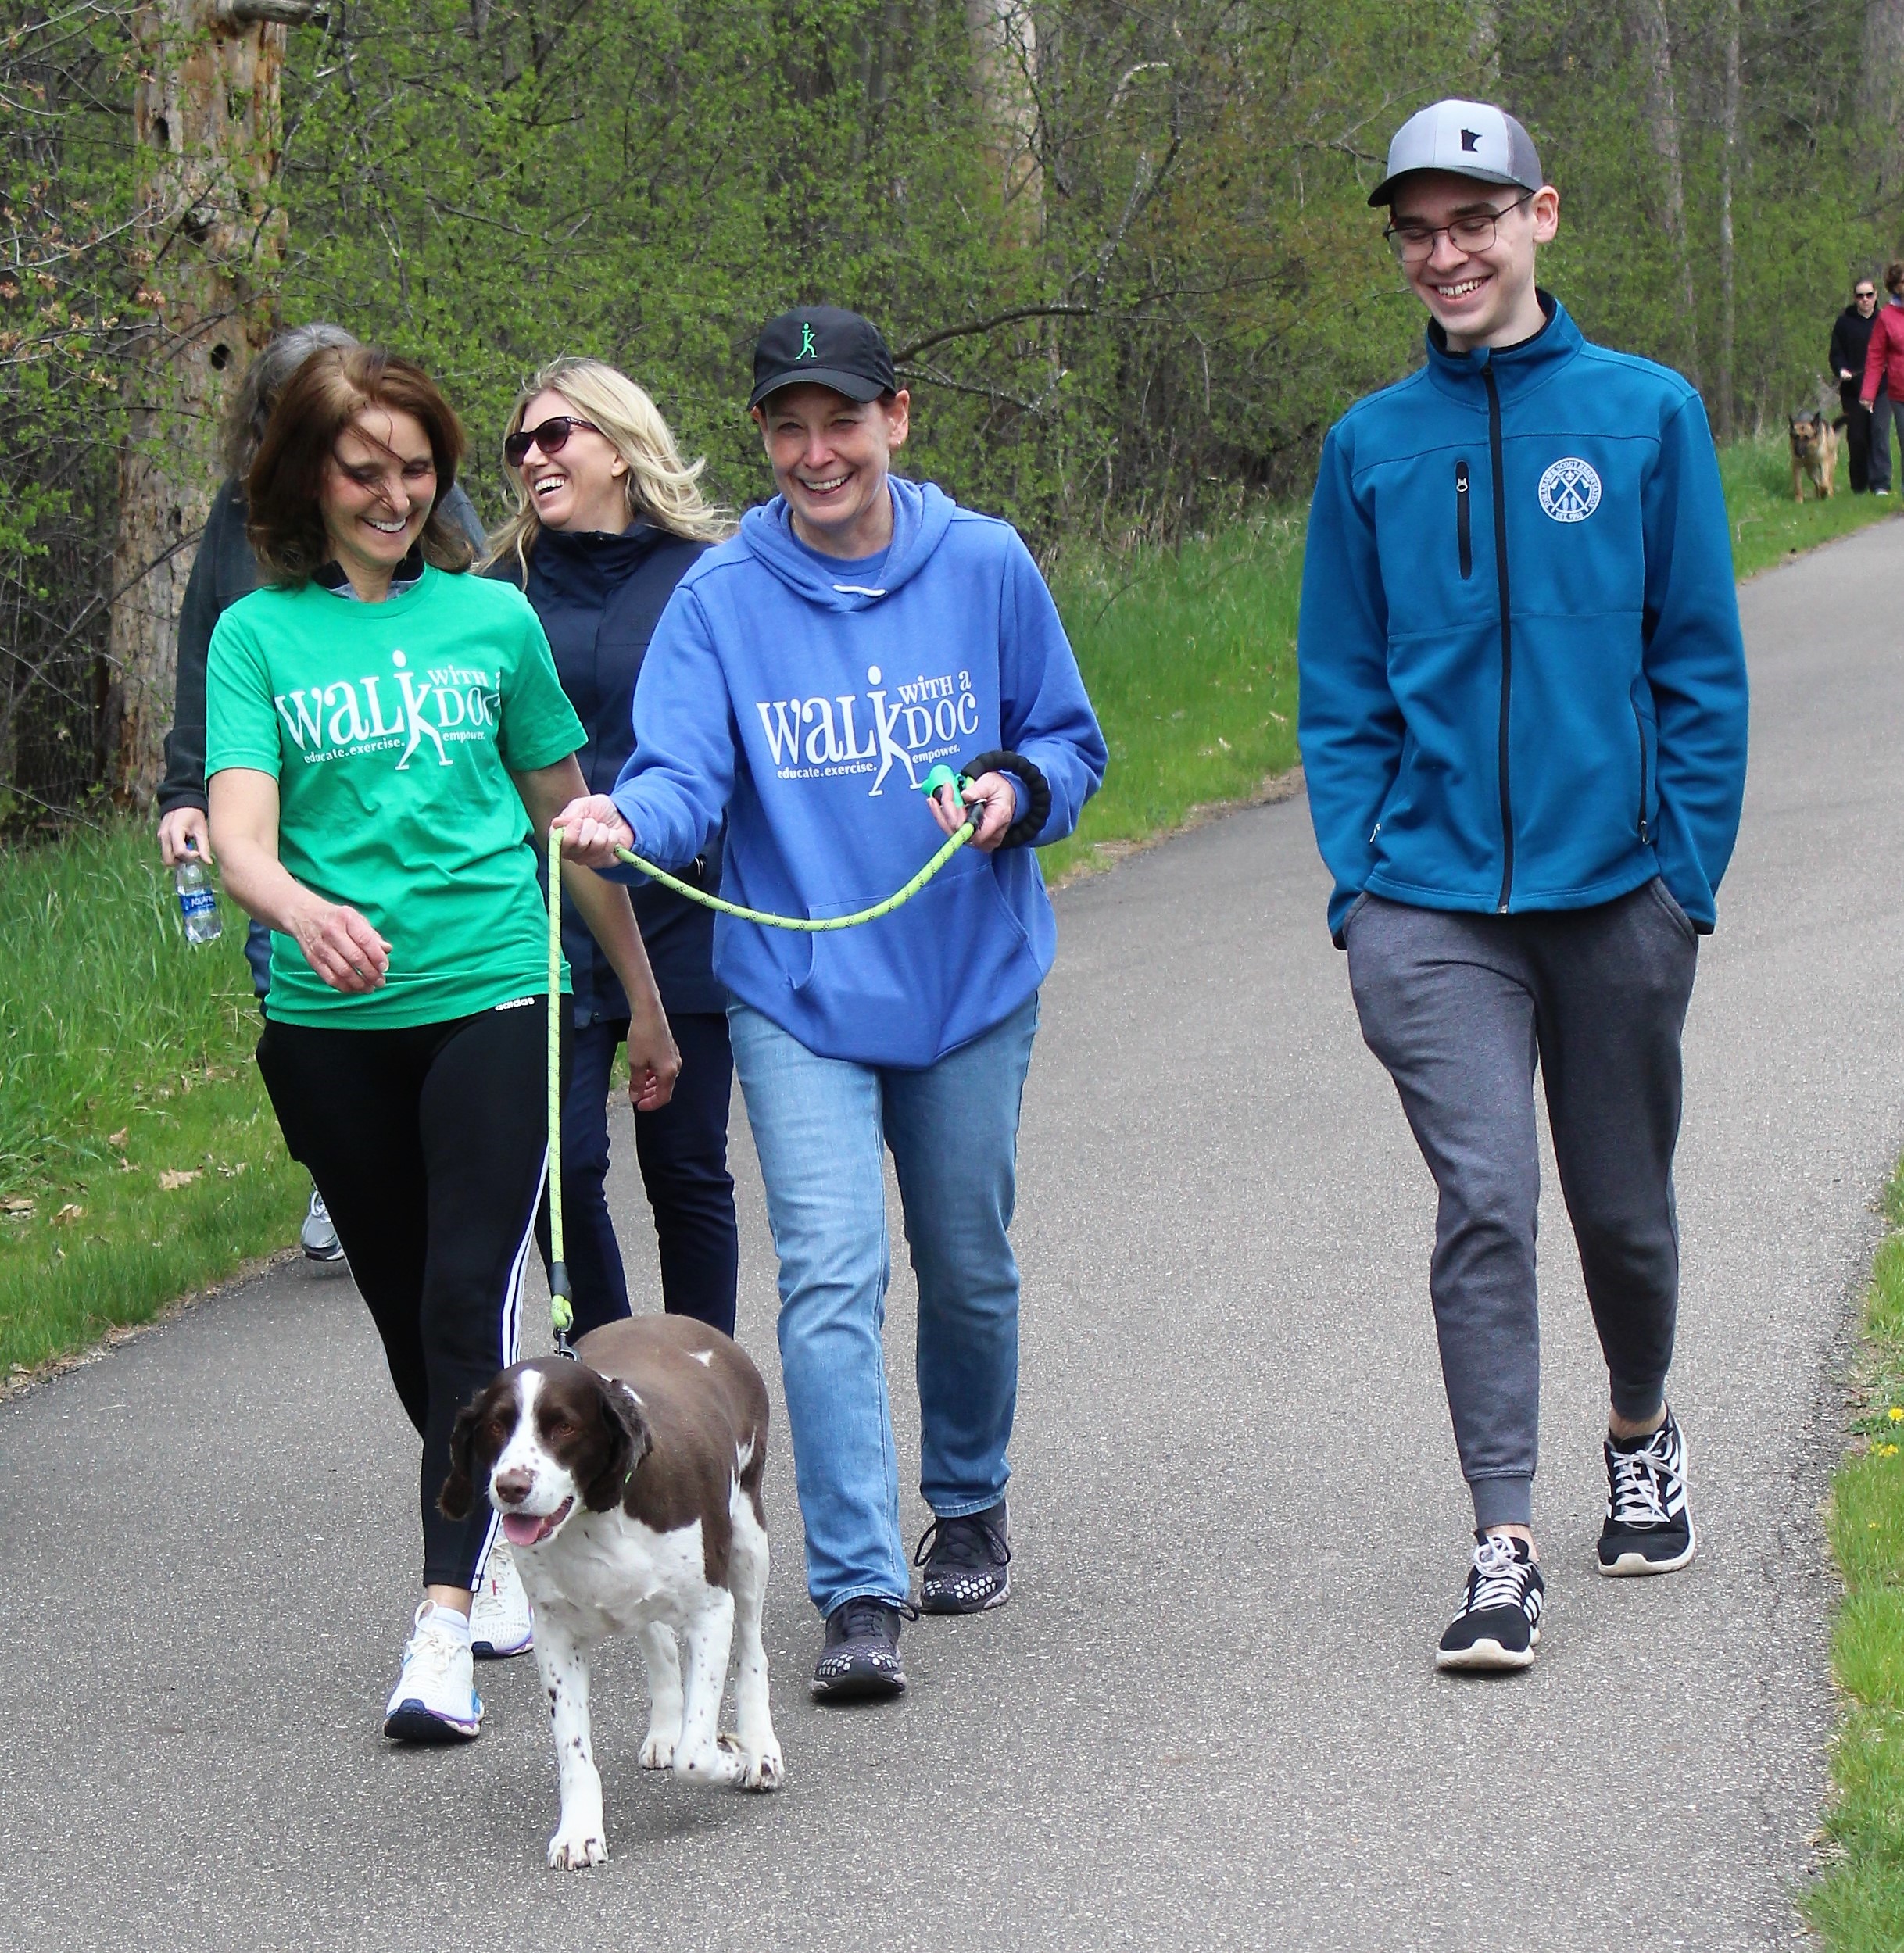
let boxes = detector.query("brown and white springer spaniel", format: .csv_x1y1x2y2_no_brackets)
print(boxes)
441,1315,782,1869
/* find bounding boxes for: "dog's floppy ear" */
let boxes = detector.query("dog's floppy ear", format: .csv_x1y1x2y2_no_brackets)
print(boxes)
439,1397,487,1520
582,1375,653,1512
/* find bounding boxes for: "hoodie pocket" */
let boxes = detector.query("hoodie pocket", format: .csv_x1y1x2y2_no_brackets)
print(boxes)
1455,460,1473,579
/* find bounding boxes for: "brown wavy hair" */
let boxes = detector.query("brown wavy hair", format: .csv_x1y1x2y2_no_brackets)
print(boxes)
245,345,474,586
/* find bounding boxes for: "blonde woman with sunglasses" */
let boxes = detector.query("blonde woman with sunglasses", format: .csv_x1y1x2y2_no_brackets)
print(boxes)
487,360,743,1360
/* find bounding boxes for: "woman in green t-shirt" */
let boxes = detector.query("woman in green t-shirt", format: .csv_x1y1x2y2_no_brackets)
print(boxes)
206,345,679,1746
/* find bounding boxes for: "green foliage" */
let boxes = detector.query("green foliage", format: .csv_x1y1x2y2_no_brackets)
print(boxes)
1810,1160,1904,1949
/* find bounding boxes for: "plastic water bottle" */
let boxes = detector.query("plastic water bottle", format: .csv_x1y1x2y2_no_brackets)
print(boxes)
174,848,221,946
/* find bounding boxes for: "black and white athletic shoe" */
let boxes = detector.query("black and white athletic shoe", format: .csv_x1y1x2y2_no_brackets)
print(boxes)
1436,1530,1544,1672
812,1597,914,1702
914,1501,1011,1614
1598,1406,1696,1576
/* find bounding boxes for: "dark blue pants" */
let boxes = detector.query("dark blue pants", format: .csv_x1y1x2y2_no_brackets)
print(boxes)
543,1010,739,1338
245,917,272,1000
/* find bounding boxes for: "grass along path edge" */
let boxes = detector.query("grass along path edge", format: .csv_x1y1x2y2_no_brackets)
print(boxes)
1806,1162,1904,1948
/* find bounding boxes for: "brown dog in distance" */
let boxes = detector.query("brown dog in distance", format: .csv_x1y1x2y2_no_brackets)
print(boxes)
1789,409,1838,502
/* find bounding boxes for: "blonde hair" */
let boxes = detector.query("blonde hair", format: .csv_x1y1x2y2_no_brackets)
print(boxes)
485,357,732,577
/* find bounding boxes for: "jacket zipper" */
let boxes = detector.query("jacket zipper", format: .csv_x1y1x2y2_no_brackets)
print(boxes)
1455,460,1472,578
1633,700,1652,845
1483,365,1514,910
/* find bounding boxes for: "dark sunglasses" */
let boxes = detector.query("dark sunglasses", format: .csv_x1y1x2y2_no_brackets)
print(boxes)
504,415,603,467
1857,288,1877,299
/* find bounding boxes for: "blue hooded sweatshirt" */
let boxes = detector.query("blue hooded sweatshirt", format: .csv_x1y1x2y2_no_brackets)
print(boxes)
1297,295,1749,943
607,477,1107,1067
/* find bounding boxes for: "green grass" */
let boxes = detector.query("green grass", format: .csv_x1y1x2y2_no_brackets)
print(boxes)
0,432,1891,1375
1040,514,1305,885
1809,1163,1904,1950
1720,431,1899,581
0,824,304,1372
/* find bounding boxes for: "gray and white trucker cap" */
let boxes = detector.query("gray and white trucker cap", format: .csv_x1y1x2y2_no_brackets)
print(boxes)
1368,99,1544,208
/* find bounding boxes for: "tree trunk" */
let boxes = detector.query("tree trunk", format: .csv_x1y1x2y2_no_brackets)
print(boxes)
1716,0,1740,438
1630,0,1699,385
1862,0,1904,213
1470,2,1500,87
965,0,1042,241
103,1,305,808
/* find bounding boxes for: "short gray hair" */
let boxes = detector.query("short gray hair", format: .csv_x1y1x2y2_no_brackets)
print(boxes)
223,323,360,478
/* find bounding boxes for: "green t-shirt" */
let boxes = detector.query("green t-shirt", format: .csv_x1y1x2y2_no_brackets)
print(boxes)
206,566,585,1028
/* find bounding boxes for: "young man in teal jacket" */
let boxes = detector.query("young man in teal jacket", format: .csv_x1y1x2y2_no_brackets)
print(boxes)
1297,101,1748,1670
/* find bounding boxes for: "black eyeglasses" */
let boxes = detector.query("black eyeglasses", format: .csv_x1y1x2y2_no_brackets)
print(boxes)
1857,288,1877,299
504,416,603,467
1384,193,1534,266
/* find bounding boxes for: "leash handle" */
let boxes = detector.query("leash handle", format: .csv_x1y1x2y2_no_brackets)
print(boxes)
546,825,574,1358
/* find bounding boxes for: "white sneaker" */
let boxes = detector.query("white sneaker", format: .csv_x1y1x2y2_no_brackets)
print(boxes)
471,1543,534,1659
300,1186,345,1263
383,1602,481,1742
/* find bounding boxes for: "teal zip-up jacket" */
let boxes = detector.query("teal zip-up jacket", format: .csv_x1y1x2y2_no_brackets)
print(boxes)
1297,295,1748,942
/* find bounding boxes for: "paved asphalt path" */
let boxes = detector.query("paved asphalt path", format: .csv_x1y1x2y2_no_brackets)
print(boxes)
6,523,1904,1951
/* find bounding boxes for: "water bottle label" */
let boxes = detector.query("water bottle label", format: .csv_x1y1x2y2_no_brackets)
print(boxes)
179,887,217,919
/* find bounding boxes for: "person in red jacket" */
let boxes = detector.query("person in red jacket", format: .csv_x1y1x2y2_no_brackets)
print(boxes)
1859,260,1904,497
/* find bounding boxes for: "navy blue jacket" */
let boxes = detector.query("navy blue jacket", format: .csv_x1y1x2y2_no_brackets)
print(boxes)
1297,296,1749,943
499,523,724,1021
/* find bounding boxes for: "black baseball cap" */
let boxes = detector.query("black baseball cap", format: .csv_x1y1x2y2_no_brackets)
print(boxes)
750,306,898,410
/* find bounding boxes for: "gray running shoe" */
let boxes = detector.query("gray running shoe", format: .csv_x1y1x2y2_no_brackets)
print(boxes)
812,1597,911,1701
301,1186,345,1263
914,1500,1012,1613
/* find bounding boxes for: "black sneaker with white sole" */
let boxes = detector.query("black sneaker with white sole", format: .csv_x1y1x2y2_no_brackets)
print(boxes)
914,1500,1011,1613
1598,1406,1695,1576
812,1597,914,1702
1436,1530,1544,1672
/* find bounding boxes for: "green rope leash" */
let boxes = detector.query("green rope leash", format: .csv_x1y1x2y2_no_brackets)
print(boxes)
547,821,574,1351
544,762,975,1356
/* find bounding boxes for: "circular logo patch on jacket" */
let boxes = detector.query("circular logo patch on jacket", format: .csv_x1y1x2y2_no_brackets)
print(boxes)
1537,456,1602,522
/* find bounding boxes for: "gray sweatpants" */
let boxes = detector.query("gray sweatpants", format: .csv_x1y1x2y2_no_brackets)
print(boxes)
1344,881,1699,1529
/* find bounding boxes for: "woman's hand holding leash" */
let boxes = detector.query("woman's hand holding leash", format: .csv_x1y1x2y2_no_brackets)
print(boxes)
931,770,1015,851
551,794,634,869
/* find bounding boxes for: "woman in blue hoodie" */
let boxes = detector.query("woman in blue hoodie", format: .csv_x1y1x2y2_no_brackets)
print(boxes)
487,359,740,1343
556,307,1106,1701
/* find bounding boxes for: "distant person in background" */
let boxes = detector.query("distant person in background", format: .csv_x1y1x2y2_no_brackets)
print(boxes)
156,324,488,1261
485,358,741,1342
1859,261,1904,498
1832,276,1882,494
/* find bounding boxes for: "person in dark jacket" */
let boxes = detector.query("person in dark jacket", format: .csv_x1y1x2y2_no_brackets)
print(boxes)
156,323,488,1264
486,357,741,1339
1298,101,1748,1675
1860,261,1904,497
1831,276,1882,492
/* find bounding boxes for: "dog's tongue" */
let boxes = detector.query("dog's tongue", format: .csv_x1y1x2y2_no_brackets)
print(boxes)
502,1512,547,1547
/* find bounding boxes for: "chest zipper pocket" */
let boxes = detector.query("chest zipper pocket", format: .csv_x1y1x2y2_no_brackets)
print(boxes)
1455,460,1473,578
1633,699,1652,845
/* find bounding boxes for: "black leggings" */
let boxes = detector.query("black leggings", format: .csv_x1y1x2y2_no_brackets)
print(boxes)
256,998,567,1588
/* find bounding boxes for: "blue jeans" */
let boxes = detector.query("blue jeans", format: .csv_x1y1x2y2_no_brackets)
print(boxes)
728,993,1039,1615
